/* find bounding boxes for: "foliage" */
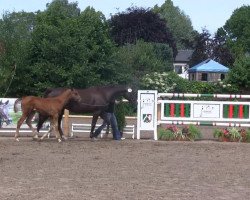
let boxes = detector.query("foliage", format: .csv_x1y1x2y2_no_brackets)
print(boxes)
27,1,116,95
109,7,177,57
140,71,238,94
213,80,239,94
158,124,201,141
153,0,195,49
189,29,213,67
158,127,175,140
226,57,250,92
213,28,235,67
188,124,202,140
223,5,250,58
189,28,235,68
213,127,250,142
1,0,118,96
0,11,36,96
141,71,179,92
114,102,126,132
113,40,173,88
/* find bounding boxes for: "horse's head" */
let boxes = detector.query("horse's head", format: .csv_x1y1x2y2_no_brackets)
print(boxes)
70,88,81,102
0,100,12,125
122,86,137,106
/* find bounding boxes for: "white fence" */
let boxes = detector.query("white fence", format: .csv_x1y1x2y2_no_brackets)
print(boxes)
137,91,250,140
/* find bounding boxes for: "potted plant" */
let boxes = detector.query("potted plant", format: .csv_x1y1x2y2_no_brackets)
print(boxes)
213,127,250,142
213,128,230,142
158,124,201,141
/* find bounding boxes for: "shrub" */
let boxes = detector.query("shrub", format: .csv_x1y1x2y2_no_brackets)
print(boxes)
158,124,201,141
213,127,250,142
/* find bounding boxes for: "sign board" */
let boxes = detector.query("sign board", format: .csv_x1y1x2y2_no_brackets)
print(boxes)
193,103,221,118
137,90,157,140
0,98,49,132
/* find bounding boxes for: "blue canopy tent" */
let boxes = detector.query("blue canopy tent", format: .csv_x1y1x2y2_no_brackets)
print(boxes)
188,59,229,82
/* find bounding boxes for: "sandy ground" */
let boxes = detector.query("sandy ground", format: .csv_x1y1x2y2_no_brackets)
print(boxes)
0,134,250,200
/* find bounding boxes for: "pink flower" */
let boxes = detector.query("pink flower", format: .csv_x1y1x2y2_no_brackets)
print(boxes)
222,128,229,136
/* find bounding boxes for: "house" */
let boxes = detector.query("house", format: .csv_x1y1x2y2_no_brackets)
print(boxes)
173,50,194,79
188,59,229,82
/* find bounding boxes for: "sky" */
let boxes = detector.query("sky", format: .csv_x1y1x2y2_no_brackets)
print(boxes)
0,0,249,33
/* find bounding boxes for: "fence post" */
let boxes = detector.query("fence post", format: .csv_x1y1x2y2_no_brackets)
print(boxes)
63,109,69,137
157,103,161,125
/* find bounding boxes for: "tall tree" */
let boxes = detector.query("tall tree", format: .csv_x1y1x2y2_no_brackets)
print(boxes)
223,5,250,58
227,56,250,92
213,28,235,67
153,0,195,49
109,7,177,57
14,0,116,95
189,28,235,68
112,40,173,87
189,29,212,67
0,11,36,96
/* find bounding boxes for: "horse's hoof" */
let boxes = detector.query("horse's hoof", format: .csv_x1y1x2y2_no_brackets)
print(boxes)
15,138,20,142
32,136,39,141
62,136,68,140
91,137,98,142
58,138,62,143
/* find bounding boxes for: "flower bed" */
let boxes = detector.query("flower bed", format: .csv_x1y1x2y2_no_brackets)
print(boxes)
158,124,202,141
213,127,250,142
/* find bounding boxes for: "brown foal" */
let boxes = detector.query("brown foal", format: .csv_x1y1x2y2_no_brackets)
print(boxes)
14,89,81,142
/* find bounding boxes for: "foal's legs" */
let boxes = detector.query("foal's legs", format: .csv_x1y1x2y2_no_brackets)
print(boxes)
25,111,39,139
51,116,62,142
57,112,65,138
40,121,53,140
15,111,29,141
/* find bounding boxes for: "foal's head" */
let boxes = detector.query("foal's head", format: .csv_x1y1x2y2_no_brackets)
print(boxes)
69,88,81,102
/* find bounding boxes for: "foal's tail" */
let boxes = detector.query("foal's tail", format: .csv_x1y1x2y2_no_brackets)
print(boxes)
14,98,22,113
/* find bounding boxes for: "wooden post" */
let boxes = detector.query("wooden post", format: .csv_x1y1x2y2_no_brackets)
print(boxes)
63,109,69,137
157,103,161,122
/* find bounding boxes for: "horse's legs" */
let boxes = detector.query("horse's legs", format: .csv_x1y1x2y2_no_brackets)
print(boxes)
102,113,111,138
92,112,111,139
92,120,108,138
58,112,65,138
52,116,62,142
104,124,110,138
40,125,53,140
25,111,39,139
90,113,100,138
15,113,28,141
37,114,48,133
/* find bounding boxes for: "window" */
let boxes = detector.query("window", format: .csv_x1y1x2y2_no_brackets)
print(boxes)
191,74,195,81
220,74,225,80
174,65,182,74
201,73,208,81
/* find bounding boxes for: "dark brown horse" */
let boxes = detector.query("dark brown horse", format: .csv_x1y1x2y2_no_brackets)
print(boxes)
14,89,81,142
36,85,136,137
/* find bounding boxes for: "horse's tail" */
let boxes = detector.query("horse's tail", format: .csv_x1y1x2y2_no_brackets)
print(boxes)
14,98,22,113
